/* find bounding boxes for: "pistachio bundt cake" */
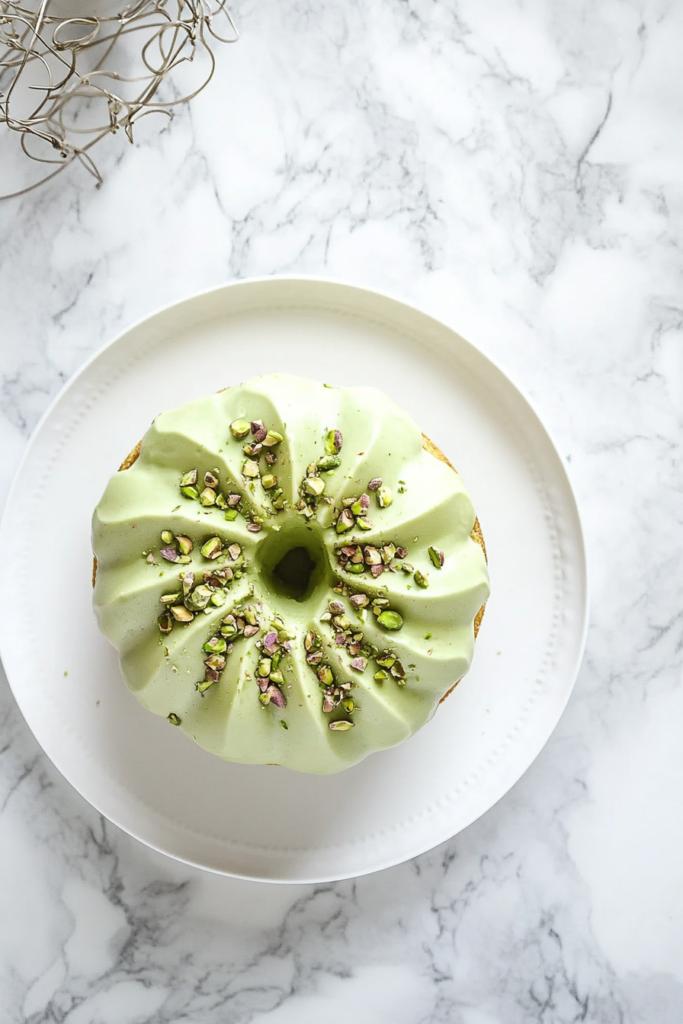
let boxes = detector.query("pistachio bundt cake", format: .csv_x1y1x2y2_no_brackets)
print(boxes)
92,374,490,774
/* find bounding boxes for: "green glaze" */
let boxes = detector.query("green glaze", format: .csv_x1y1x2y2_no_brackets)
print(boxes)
92,374,490,775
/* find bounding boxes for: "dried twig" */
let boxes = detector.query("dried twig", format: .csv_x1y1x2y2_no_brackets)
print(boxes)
0,0,238,199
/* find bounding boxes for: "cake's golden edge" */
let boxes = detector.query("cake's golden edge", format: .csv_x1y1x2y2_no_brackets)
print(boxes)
421,434,487,704
92,432,488,708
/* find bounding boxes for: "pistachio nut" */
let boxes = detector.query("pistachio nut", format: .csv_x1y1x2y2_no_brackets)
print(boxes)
201,537,223,559
325,428,343,454
378,610,403,630
170,605,194,623
328,720,354,731
428,546,445,568
176,535,193,555
229,419,251,439
157,612,173,634
303,475,325,497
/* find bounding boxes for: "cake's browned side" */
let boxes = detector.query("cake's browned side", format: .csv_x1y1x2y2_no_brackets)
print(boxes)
92,440,143,588
421,433,488,704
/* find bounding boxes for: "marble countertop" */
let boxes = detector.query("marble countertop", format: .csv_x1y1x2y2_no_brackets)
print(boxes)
1,0,682,1021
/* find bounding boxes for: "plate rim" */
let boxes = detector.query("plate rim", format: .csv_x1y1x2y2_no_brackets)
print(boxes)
0,274,589,883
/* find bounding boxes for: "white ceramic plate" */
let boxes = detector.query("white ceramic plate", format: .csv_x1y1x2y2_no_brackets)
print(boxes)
0,278,587,882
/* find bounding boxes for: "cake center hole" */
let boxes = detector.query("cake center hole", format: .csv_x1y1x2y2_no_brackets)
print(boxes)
273,546,316,600
257,520,329,607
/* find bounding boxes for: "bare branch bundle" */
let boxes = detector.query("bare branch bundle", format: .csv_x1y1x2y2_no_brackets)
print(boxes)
0,0,238,198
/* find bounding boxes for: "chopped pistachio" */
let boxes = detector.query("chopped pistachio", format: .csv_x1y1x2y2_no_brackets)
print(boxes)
346,563,365,574
203,470,219,488
180,485,199,500
160,592,181,604
377,487,393,508
271,489,286,509
170,605,194,623
201,537,223,559
185,584,212,610
225,509,238,521
304,631,320,651
381,543,396,563
349,657,366,673
216,493,228,509
373,669,389,681
181,571,195,596
280,720,288,730
176,535,193,555
367,477,382,492
167,712,181,725
303,475,325,497
400,562,414,574
258,658,272,678
363,546,382,566
196,679,216,693
261,473,277,490
356,517,373,531
378,610,403,630
243,460,260,479
317,665,334,686
336,509,355,533
259,691,272,705
322,692,337,713
341,698,355,713
180,469,198,487
351,494,370,516
428,546,445,568
210,591,227,606
329,720,354,731
263,430,284,447
230,418,251,439
269,669,285,685
317,454,341,471
325,428,343,454
268,686,287,708
204,636,227,654
158,612,173,633
251,420,267,442
200,487,217,506
414,570,429,589
350,593,370,609
160,547,179,563
390,661,406,681
243,607,258,625
375,652,396,668
227,543,241,560
160,530,173,544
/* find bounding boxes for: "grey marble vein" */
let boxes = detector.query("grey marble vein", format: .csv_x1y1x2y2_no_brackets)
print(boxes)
1,0,683,1021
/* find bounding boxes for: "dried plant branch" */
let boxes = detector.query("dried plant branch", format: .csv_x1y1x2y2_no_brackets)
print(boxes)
0,0,238,199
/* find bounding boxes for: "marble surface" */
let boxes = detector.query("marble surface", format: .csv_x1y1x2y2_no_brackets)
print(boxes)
1,0,682,1020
